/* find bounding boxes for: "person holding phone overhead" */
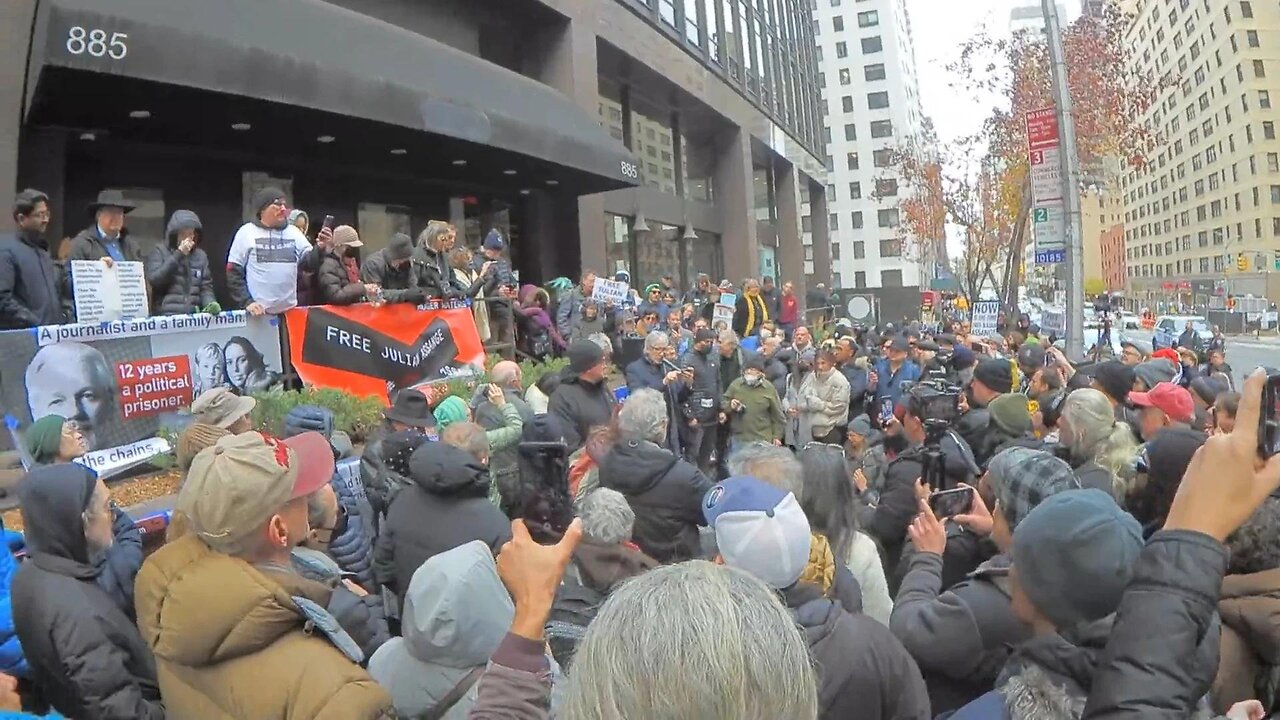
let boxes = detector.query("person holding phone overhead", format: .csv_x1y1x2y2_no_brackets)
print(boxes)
226,187,329,315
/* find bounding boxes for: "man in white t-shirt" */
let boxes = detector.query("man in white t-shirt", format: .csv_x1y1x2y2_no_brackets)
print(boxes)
226,187,330,315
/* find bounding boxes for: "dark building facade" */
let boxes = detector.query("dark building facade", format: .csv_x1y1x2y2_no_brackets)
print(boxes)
0,0,828,303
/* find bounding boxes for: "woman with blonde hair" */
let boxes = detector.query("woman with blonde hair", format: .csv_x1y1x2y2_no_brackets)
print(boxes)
414,220,460,298
1058,388,1139,500
449,245,491,342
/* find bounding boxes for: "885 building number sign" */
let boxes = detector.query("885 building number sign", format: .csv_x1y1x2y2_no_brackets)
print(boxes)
66,26,129,60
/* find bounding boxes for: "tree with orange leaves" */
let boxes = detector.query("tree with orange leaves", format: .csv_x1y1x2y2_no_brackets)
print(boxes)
884,1,1166,314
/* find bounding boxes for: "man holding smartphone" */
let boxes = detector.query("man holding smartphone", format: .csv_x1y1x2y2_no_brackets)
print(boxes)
226,187,330,315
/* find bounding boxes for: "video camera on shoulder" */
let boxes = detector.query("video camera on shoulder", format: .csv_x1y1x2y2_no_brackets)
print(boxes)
905,379,962,432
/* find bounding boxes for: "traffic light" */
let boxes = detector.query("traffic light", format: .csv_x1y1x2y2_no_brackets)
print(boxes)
1238,253,1248,271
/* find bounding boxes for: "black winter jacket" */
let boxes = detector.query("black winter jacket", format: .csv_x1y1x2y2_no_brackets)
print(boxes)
0,230,65,328
315,250,367,305
784,578,932,720
1082,530,1226,719
372,443,512,606
548,373,616,451
12,465,163,719
145,212,216,316
956,407,992,465
69,225,145,264
863,434,978,575
679,347,722,422
413,246,462,299
597,439,713,563
890,552,1030,714
360,248,423,304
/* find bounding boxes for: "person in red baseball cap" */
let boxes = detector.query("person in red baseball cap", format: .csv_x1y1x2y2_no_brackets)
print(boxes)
1129,382,1196,441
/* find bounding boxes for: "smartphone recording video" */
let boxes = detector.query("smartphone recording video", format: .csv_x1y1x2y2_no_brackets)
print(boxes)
928,487,974,519
1259,373,1280,459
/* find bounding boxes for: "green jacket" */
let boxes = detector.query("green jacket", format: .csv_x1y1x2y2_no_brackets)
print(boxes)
485,403,523,506
723,378,786,444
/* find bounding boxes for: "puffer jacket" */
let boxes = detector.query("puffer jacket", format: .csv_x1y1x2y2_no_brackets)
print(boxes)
1082,530,1226,719
316,250,367,305
135,534,393,719
360,247,424,304
330,461,378,591
679,346,722,423
1212,568,1280,712
597,438,714,563
144,210,216,316
0,541,26,678
369,541,515,720
372,442,513,605
548,372,616,451
13,464,163,719
890,553,1031,714
783,577,931,720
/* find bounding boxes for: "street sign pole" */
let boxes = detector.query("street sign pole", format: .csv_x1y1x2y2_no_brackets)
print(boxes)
1041,0,1085,359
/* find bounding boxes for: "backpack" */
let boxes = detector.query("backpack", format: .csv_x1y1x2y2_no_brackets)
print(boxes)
544,564,606,672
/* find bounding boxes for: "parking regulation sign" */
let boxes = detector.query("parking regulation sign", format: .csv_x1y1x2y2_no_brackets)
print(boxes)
1027,107,1066,263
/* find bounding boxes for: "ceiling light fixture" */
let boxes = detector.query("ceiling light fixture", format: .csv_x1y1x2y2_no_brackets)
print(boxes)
317,135,336,143
128,110,151,119
545,179,560,186
78,132,96,141
452,159,468,167
503,169,518,176
519,189,531,196
390,148,407,155
230,122,251,131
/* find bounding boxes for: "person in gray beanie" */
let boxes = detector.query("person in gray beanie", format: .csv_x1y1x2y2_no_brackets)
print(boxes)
547,488,658,669
360,232,424,305
1134,358,1179,391
947,489,1145,720
891,447,1082,714
146,209,219,316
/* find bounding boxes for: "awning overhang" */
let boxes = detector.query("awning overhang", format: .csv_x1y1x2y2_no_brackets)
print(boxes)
26,0,639,192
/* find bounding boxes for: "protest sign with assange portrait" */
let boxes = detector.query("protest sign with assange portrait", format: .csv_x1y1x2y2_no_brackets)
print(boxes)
0,311,283,461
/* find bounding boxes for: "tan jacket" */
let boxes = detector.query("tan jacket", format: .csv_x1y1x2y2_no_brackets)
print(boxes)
1213,568,1280,713
135,535,392,719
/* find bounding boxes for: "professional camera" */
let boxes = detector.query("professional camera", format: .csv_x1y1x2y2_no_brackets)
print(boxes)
904,380,963,491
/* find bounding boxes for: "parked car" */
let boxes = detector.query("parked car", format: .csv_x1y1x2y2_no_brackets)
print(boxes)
1152,315,1213,349
1119,311,1141,330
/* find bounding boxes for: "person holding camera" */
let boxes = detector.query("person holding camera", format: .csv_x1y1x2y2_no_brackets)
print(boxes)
679,328,722,475
720,356,786,452
625,331,691,454
868,336,922,426
956,358,1015,469
861,386,978,585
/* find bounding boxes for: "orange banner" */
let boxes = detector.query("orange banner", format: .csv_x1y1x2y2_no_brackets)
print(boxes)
283,301,485,401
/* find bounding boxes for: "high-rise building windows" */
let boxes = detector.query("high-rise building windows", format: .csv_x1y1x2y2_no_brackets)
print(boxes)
833,15,844,31
867,91,890,109
870,120,893,138
861,36,883,53
864,63,886,81
857,10,879,27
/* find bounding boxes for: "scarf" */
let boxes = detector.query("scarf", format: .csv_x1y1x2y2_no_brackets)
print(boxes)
744,291,769,336
342,256,360,284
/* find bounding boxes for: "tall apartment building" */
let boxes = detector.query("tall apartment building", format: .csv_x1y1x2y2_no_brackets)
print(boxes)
1121,0,1280,306
805,0,929,292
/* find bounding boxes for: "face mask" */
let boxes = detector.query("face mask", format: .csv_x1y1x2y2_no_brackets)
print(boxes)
744,373,763,386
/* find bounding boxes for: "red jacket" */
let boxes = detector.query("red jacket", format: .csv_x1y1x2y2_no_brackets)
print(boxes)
779,294,799,324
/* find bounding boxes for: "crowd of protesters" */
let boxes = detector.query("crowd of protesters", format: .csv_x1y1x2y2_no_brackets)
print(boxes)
0,186,1277,720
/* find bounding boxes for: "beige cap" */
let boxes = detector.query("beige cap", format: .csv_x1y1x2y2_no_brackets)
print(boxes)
332,224,363,248
179,431,335,553
191,387,256,428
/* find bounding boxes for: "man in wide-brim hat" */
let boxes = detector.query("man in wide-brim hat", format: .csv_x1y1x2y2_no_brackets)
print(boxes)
69,189,144,267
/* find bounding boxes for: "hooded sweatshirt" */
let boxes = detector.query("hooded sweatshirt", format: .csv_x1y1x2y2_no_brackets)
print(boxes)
369,541,514,720
372,442,512,604
145,210,216,316
12,464,163,720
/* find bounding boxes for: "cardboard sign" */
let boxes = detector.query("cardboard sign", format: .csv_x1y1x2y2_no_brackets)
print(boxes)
971,301,1001,338
71,260,149,324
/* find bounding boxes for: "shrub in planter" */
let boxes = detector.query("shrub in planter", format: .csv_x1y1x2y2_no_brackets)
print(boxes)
251,387,385,443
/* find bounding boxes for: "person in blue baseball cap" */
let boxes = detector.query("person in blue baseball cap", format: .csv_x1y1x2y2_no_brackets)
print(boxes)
703,476,930,720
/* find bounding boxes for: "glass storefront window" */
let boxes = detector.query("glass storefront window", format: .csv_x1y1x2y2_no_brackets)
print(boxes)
631,96,677,194
684,230,723,289
637,223,682,289
605,214,633,278
753,165,776,223
598,78,625,143
683,132,716,202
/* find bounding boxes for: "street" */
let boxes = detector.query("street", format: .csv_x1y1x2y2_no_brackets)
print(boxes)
1122,330,1276,387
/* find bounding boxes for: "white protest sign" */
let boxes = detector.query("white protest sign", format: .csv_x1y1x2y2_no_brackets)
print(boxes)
591,278,629,305
971,300,1001,338
71,260,149,324
76,436,171,480
334,457,366,501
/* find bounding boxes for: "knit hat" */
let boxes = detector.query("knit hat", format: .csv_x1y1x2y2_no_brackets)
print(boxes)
973,358,1014,394
1151,348,1181,364
950,345,977,371
250,186,286,218
1013,489,1143,629
1092,361,1136,404
567,338,605,375
180,432,334,552
1190,375,1228,406
382,429,431,477
702,476,812,589
482,229,505,251
1017,344,1046,372
388,233,414,261
986,446,1082,530
644,283,662,295
287,209,308,227
1134,359,1178,390
743,355,766,373
331,225,362,248
987,393,1033,436
1130,381,1195,424
175,422,232,471
191,387,256,429
432,396,469,429
25,415,66,464
848,414,874,439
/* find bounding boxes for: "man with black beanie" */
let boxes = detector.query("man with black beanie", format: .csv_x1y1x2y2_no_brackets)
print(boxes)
956,358,1013,466
549,339,616,451
360,233,424,305
226,186,329,315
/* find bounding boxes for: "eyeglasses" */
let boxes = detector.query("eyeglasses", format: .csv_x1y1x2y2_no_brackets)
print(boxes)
803,441,846,457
